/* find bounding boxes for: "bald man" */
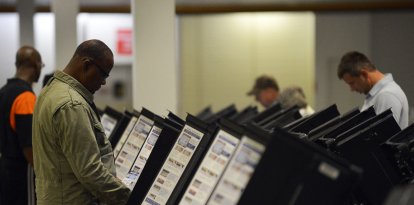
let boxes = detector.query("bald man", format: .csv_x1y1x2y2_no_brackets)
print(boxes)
33,39,130,205
0,46,43,205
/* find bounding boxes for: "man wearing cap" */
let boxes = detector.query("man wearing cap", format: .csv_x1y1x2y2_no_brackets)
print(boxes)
247,75,280,109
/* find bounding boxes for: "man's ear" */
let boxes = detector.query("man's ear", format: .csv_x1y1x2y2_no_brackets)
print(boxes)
360,68,370,79
82,58,92,73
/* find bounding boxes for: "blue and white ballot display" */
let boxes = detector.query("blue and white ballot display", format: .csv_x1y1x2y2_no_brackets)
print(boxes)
206,136,266,205
101,113,118,138
122,124,163,190
114,116,138,157
178,129,240,205
142,124,204,205
115,114,154,180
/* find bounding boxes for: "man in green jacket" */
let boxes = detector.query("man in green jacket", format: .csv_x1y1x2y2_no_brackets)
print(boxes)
32,39,130,204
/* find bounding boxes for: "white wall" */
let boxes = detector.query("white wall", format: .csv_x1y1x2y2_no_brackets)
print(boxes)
132,1,178,115
33,13,55,94
0,14,19,89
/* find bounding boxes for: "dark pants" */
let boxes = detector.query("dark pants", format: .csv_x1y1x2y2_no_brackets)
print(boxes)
0,157,29,205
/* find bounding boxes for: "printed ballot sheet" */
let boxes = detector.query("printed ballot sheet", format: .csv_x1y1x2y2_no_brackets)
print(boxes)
114,116,138,157
122,125,162,189
142,124,204,205
115,115,154,180
206,136,266,205
179,129,240,205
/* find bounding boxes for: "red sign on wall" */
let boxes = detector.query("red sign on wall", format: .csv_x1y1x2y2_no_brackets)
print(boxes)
117,29,132,55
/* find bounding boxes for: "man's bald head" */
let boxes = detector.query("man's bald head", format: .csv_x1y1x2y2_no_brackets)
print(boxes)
73,39,113,62
14,46,43,83
15,46,42,69
64,39,114,94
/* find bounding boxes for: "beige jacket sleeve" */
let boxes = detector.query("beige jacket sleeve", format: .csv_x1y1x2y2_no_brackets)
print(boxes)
55,103,131,204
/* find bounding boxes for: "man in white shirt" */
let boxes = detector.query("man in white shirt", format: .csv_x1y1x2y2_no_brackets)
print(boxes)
337,51,409,129
278,86,315,117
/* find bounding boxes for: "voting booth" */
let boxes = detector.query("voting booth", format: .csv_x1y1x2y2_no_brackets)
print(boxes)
98,104,414,205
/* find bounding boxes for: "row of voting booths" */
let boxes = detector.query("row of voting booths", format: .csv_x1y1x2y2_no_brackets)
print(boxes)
98,103,414,205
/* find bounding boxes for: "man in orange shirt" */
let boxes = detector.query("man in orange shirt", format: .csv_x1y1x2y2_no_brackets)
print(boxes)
0,46,43,205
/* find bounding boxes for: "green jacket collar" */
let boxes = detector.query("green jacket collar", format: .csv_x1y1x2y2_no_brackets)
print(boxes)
53,70,94,104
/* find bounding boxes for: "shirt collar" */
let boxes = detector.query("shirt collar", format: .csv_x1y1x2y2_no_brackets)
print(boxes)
53,70,94,104
8,78,31,87
367,73,393,98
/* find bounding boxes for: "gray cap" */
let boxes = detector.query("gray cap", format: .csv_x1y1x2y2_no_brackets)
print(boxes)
279,86,307,109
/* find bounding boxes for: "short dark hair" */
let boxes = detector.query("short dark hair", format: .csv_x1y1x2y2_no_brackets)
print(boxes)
74,39,113,62
15,46,41,68
337,51,376,79
247,75,279,96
